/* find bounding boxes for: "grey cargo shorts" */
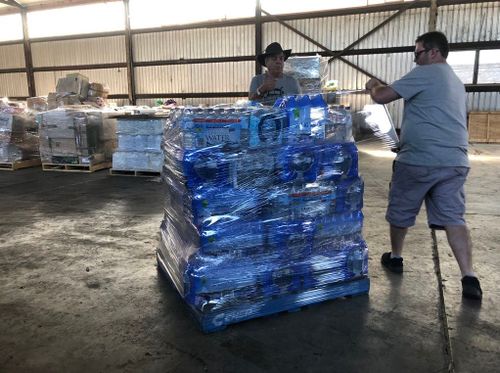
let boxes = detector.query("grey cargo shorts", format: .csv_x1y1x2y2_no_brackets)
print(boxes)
386,161,469,229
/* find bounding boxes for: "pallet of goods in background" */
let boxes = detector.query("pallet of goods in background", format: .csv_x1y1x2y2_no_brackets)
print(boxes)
110,115,166,177
468,112,500,143
39,108,118,173
0,106,41,171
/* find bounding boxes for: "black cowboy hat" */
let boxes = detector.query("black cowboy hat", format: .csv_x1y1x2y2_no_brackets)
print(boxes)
257,42,292,67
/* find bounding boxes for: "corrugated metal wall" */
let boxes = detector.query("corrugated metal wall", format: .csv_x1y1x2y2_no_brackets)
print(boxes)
263,8,428,51
135,61,253,94
437,2,500,42
437,2,500,116
467,91,500,112
0,43,25,68
133,25,254,61
133,25,254,97
31,36,126,66
0,2,498,118
0,43,26,97
0,72,28,96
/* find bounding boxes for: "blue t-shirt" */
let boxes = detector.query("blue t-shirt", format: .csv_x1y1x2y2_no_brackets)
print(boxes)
249,73,301,106
390,63,469,167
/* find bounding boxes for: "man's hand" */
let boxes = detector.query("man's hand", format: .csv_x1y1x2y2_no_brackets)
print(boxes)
365,78,401,104
365,78,382,91
259,74,277,95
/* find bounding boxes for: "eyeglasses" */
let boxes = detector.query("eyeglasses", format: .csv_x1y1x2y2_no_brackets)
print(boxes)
414,49,430,59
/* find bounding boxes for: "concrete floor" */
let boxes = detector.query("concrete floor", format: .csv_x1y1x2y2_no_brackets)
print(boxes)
0,143,498,373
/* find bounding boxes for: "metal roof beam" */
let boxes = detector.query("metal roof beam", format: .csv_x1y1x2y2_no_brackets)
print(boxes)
260,8,387,84
0,0,25,10
326,1,419,64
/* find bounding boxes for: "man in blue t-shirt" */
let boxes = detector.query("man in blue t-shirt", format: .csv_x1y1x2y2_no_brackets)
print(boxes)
365,31,482,300
249,42,301,105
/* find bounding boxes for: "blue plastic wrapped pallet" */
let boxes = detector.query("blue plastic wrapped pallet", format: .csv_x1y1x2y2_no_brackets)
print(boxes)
157,95,370,332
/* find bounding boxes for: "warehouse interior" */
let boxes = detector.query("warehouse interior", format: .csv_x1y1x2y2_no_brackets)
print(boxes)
1,0,499,372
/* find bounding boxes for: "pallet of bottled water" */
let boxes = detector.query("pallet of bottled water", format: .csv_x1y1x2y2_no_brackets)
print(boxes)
157,94,370,332
111,116,165,173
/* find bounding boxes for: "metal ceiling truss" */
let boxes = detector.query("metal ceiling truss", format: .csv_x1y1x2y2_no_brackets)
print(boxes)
259,0,418,86
0,0,25,9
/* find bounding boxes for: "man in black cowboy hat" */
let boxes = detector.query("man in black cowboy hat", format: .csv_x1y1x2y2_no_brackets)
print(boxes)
249,42,301,105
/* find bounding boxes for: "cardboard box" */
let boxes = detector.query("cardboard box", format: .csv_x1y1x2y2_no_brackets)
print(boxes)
27,96,48,112
56,73,90,99
87,82,109,99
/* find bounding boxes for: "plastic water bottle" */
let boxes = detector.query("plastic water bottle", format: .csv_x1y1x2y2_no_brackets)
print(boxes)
286,96,300,143
297,95,311,136
318,143,353,181
345,176,364,212
192,108,206,148
248,109,262,149
347,246,366,277
310,94,327,140
344,106,354,142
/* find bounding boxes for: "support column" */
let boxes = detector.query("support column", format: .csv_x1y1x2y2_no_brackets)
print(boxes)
21,9,36,98
255,0,262,75
428,0,438,32
472,49,480,84
123,0,136,105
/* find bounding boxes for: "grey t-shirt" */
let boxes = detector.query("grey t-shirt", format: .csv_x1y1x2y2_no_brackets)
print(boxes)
390,63,469,167
249,73,301,105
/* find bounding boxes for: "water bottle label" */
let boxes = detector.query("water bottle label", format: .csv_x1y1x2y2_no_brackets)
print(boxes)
193,118,241,147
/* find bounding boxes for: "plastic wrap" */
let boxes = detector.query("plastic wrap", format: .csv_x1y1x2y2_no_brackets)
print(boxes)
0,104,40,163
353,104,400,149
38,108,117,165
112,117,165,172
27,96,48,112
284,55,328,94
157,94,369,332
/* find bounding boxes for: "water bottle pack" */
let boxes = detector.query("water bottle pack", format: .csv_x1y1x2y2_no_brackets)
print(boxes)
182,148,236,189
327,105,353,142
184,239,368,313
193,112,241,149
191,186,261,227
264,177,363,222
199,217,266,256
335,177,364,213
277,144,321,183
232,149,277,189
260,263,315,297
265,184,336,221
245,109,287,149
117,134,162,152
266,220,314,261
312,210,364,247
317,142,358,182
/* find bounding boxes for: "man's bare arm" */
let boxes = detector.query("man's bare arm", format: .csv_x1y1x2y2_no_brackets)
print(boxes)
365,78,401,104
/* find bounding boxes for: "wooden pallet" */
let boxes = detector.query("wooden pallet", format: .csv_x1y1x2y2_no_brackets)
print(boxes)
0,159,41,171
42,161,111,173
469,112,500,143
109,168,161,177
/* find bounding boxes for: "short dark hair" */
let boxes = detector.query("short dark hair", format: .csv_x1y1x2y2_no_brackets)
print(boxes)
415,31,449,58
